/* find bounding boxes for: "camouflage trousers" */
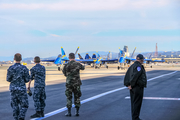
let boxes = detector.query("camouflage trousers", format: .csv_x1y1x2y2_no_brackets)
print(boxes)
10,90,29,120
33,87,46,111
65,85,82,108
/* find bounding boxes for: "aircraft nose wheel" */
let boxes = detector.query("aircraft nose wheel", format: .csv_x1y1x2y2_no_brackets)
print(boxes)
106,66,108,69
118,66,120,70
58,67,61,71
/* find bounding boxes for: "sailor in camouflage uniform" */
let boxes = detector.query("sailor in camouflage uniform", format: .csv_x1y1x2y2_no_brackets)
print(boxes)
63,53,85,116
7,53,30,120
28,56,46,118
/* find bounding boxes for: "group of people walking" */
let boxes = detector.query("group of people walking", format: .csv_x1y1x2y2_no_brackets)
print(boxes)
7,53,46,120
7,53,147,120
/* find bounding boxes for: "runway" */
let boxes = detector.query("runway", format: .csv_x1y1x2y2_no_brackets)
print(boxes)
0,65,180,120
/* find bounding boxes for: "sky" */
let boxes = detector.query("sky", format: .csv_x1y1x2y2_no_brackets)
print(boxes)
0,0,180,59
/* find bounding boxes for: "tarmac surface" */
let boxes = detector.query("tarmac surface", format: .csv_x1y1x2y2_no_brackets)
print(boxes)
0,64,180,120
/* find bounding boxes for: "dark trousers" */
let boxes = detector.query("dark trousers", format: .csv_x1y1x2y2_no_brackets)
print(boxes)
130,86,144,120
33,87,46,111
10,90,29,120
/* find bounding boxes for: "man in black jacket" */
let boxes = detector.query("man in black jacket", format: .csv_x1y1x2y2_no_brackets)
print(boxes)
124,54,147,120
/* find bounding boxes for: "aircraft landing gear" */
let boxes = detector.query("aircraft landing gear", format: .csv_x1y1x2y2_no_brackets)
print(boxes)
95,66,100,69
58,64,64,71
106,66,108,69
117,66,126,70
91,63,94,67
58,67,61,71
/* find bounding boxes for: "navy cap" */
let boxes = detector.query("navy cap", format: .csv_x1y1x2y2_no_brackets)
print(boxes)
136,54,145,60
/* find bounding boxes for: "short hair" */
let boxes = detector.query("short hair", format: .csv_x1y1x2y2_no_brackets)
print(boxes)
14,53,22,61
34,56,40,63
69,53,75,59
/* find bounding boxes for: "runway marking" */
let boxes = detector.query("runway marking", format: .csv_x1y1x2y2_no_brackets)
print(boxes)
125,97,180,101
31,71,177,120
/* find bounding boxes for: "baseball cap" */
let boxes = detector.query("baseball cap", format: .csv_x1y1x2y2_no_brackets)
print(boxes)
136,54,145,60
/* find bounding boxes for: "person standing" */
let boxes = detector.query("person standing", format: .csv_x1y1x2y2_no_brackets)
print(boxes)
7,53,30,120
62,53,85,116
124,54,147,120
28,56,46,118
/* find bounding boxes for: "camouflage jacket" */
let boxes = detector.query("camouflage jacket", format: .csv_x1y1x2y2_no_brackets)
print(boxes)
63,60,85,86
7,63,30,91
30,64,46,88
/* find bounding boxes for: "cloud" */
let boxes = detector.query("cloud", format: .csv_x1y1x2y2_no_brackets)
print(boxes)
0,16,25,25
0,0,170,11
81,22,88,26
17,20,25,24
50,34,61,37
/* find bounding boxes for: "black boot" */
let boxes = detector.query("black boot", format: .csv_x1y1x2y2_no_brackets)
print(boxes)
75,107,79,116
30,111,42,118
65,108,71,116
41,110,44,117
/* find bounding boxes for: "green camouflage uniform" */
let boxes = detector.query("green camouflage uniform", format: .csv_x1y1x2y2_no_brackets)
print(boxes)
62,60,85,108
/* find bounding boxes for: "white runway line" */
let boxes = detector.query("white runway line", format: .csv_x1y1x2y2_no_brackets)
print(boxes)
125,97,180,101
31,71,177,120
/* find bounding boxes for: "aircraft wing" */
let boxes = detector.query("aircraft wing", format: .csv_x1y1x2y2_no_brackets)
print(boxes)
151,60,165,62
41,59,55,62
144,59,165,62
144,59,152,61
101,59,118,62
60,59,95,63
76,59,95,63
125,57,136,61
61,57,69,61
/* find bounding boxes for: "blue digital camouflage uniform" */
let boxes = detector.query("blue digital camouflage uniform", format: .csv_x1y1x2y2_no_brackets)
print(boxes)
62,60,85,108
7,63,30,120
30,64,46,112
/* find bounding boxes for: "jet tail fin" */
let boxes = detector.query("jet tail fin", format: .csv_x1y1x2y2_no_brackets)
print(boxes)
58,54,62,58
119,47,124,58
85,53,91,59
78,53,83,59
61,47,66,56
92,54,96,59
131,47,136,58
149,53,153,59
107,51,110,59
118,47,125,63
96,51,100,59
75,47,79,55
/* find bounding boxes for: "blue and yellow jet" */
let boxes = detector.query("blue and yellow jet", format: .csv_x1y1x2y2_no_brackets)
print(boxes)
117,47,165,70
77,51,119,69
41,47,79,71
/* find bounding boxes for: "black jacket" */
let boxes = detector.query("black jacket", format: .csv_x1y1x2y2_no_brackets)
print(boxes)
124,61,147,88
